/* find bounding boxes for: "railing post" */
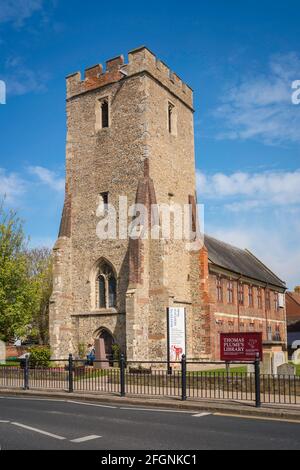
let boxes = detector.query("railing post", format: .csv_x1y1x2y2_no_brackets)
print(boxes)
120,354,126,397
23,354,29,390
254,354,261,408
181,354,187,401
68,354,74,393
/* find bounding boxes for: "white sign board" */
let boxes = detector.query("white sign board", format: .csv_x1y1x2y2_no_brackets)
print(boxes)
278,293,285,309
168,308,186,362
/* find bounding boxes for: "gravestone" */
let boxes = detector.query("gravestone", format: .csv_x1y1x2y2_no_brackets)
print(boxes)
94,338,109,370
277,363,296,377
272,351,286,375
261,352,272,375
0,340,5,364
292,349,300,365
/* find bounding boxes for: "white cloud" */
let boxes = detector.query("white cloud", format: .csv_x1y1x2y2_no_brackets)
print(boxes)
3,56,47,97
209,222,300,290
29,166,65,192
198,168,300,287
197,169,300,209
0,0,43,26
214,53,300,145
0,168,26,203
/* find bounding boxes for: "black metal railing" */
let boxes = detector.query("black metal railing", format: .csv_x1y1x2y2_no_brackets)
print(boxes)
0,355,299,407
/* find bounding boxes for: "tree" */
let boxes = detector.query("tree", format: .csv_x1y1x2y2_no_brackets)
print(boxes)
0,202,35,341
26,247,52,345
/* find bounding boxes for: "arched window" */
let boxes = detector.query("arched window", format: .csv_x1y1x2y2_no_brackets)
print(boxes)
109,276,117,308
101,100,109,128
99,275,106,308
95,260,117,309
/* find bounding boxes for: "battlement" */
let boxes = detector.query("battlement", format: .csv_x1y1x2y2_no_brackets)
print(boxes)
66,46,193,108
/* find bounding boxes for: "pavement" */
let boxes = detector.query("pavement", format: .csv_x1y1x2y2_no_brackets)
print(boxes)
0,395,300,450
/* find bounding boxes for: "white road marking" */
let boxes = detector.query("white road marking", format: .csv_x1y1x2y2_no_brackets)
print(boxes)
214,413,300,424
192,413,212,418
70,435,102,443
67,400,117,409
0,396,117,408
120,407,196,414
0,396,66,402
0,420,10,423
11,422,66,440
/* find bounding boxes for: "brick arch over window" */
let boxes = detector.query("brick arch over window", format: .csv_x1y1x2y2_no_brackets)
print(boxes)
90,258,117,310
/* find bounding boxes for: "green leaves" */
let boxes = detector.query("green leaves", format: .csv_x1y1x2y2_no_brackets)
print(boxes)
0,202,52,343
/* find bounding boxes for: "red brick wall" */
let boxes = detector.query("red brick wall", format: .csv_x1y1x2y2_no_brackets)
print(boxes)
286,292,300,325
199,249,287,360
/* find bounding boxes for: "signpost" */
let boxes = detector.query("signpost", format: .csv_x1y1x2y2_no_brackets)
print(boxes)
220,332,263,362
167,307,186,372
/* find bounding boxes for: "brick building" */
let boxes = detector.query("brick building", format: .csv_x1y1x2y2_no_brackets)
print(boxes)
200,235,287,360
286,287,300,352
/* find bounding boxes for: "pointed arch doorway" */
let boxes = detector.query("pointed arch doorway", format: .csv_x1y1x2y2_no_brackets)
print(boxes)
95,327,115,366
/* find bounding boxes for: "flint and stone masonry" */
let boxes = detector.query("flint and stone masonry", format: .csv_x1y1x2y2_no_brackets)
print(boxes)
49,47,203,361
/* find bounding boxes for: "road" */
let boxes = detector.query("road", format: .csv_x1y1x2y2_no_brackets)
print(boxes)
0,396,299,450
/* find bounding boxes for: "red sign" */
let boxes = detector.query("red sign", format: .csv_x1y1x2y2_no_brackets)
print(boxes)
220,333,263,362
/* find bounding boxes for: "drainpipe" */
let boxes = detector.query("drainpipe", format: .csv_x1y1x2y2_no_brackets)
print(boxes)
265,283,269,341
237,275,242,333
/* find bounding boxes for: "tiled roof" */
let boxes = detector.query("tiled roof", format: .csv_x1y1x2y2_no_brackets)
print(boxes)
204,234,286,289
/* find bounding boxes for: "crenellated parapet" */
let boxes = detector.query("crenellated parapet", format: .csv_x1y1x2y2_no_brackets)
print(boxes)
66,46,193,108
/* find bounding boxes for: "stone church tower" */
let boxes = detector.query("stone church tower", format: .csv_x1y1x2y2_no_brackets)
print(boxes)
50,47,203,360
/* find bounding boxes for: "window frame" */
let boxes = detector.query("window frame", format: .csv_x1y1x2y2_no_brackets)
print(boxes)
227,280,234,304
96,96,110,131
167,101,177,136
257,287,263,309
248,285,254,308
93,260,117,311
274,292,279,312
238,282,244,306
216,277,223,303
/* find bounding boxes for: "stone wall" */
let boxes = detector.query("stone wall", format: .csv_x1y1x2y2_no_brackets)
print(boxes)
49,47,201,361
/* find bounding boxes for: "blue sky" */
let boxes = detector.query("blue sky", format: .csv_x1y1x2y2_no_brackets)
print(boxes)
0,0,300,288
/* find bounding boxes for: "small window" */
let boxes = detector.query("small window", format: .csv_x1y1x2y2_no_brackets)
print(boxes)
101,192,109,209
96,192,109,217
257,287,263,309
275,324,281,341
248,286,254,307
216,277,223,303
168,102,177,135
168,103,173,133
267,325,272,341
227,280,234,304
238,283,244,306
101,100,109,128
